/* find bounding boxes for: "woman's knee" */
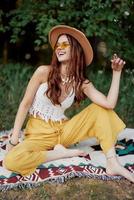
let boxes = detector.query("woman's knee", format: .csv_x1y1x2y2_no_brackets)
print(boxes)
88,103,111,118
90,103,111,112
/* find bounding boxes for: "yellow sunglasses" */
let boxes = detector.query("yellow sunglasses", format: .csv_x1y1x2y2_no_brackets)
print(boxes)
54,42,70,50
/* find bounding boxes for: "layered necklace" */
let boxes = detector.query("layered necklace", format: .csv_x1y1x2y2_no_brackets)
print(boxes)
60,74,74,85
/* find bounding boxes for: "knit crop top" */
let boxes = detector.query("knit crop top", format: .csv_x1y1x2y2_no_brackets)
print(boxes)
29,82,75,122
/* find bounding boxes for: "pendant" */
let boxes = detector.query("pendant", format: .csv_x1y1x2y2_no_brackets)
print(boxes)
61,77,69,85
61,76,74,85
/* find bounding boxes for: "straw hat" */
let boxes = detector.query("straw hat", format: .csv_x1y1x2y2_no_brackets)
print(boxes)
49,25,93,66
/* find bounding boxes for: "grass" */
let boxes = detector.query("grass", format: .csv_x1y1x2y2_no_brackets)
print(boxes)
0,63,134,129
0,179,134,200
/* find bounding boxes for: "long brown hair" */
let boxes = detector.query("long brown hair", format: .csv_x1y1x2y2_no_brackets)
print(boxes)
46,34,89,105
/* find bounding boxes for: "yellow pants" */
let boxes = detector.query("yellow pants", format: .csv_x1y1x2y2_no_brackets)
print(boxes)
4,103,126,176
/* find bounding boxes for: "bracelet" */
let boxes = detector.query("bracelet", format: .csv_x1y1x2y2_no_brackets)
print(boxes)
9,140,18,146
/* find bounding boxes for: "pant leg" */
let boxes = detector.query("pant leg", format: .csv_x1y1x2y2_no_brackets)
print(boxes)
4,117,59,176
60,103,126,153
4,140,47,176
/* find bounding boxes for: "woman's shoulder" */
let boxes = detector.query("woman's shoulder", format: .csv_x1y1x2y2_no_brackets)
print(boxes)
82,79,92,89
34,65,51,83
36,65,51,74
81,79,94,94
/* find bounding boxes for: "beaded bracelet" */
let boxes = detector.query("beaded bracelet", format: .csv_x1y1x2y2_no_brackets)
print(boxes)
9,140,18,146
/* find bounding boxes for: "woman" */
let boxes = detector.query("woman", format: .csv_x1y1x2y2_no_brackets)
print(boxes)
3,25,134,182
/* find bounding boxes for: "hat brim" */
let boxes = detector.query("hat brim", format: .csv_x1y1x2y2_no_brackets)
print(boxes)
49,25,93,66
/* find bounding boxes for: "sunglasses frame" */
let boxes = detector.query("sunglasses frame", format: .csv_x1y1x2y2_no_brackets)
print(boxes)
54,41,70,50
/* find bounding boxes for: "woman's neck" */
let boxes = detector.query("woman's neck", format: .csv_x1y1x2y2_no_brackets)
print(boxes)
60,63,69,75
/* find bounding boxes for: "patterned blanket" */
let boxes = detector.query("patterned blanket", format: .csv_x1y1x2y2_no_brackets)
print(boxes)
0,128,134,191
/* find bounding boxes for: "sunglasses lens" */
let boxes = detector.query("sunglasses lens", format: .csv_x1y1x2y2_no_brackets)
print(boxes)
61,43,69,48
55,42,70,50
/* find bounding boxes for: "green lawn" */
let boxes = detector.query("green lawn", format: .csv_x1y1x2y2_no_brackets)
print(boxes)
0,178,134,200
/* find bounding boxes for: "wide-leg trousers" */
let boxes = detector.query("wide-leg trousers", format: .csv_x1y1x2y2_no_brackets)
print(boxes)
4,103,126,176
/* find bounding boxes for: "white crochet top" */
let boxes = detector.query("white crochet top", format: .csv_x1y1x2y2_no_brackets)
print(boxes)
29,82,75,122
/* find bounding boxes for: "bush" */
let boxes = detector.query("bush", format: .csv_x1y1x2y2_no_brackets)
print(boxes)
66,69,134,128
0,63,134,130
0,63,35,130
93,69,134,127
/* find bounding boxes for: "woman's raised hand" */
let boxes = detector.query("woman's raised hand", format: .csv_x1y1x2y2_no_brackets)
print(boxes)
111,54,126,71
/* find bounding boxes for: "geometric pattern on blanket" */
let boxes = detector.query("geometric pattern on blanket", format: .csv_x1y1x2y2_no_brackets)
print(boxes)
0,129,134,191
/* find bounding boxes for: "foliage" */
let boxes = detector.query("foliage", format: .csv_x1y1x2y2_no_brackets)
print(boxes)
0,63,134,130
0,63,35,130
92,68,134,127
0,0,134,68
66,68,134,128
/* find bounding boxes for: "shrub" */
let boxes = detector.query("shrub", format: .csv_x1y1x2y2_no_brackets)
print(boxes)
0,63,133,130
0,63,35,130
66,69,134,128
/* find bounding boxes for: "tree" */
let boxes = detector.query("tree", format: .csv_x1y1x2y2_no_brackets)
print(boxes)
0,0,134,68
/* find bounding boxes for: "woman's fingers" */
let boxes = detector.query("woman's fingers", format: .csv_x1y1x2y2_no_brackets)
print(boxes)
112,53,118,60
111,54,126,71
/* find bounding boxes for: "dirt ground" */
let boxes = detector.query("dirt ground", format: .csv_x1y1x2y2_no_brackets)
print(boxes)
0,178,134,200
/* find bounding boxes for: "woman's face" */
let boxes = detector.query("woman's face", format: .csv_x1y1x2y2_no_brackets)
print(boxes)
55,34,71,63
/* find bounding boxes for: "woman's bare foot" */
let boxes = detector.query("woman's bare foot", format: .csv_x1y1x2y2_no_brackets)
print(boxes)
45,144,87,162
54,144,87,157
106,156,134,183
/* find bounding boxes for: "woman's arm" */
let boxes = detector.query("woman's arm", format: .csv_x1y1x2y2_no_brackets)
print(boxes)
82,55,125,109
8,65,50,149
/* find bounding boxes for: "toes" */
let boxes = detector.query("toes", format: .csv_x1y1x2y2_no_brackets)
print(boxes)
78,151,87,157
54,144,66,150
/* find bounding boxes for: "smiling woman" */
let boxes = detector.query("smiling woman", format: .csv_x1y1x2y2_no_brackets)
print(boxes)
3,25,134,183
